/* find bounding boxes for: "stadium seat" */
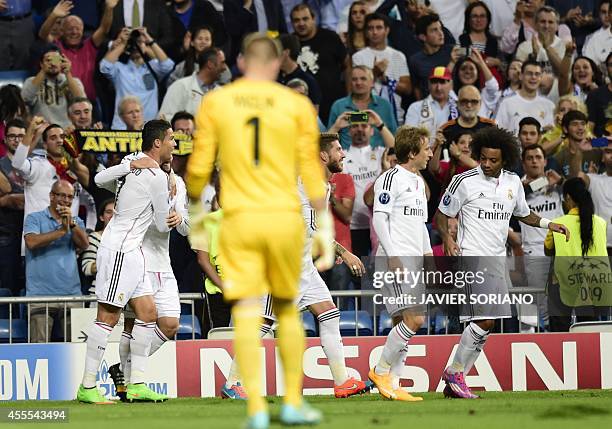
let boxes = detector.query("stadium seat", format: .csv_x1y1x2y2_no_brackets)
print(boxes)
377,311,393,336
0,319,28,343
0,288,11,319
0,70,30,88
177,315,202,340
339,311,373,337
435,315,448,334
302,311,317,337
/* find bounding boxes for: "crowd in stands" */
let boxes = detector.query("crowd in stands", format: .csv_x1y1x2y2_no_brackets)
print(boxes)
0,0,610,340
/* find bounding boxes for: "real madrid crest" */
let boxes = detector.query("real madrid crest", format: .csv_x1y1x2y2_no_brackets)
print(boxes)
507,189,513,200
371,152,377,160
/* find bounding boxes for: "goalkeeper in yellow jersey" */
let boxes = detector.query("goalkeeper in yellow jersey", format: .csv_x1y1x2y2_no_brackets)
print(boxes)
185,33,334,429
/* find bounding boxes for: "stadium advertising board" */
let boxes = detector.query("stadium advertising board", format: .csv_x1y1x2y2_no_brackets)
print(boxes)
0,343,177,401
176,333,611,397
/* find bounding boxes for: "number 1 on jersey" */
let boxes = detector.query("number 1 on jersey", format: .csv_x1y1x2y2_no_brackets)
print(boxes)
247,117,260,166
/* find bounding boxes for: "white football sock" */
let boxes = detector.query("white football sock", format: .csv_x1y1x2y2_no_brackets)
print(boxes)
149,325,170,357
129,320,155,384
317,308,349,385
119,331,132,384
375,321,414,376
390,345,409,390
451,322,489,373
225,323,272,389
82,321,113,388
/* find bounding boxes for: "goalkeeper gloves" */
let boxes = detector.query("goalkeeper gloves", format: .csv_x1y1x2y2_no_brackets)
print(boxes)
312,210,335,271
187,199,209,251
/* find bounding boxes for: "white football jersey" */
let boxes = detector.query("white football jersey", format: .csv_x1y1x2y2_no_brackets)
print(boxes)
343,145,385,229
522,183,563,255
373,166,431,256
97,153,171,253
297,177,330,267
439,166,531,256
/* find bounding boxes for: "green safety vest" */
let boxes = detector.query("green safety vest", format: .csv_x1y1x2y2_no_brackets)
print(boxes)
204,209,223,295
552,212,612,306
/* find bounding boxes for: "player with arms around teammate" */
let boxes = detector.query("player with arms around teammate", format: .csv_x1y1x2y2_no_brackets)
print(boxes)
77,120,176,404
222,133,371,401
369,126,432,402
186,34,334,429
93,153,189,401
434,127,569,399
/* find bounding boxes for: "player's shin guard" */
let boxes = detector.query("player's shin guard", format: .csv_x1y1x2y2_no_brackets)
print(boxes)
119,331,132,384
274,299,305,408
232,303,266,416
149,325,169,357
129,320,156,384
317,308,349,385
451,322,489,373
375,321,414,376
82,321,113,388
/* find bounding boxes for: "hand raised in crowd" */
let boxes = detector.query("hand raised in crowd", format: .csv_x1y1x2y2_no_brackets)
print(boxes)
60,55,72,75
545,169,563,187
105,0,120,8
372,57,389,79
25,117,49,147
514,0,526,23
449,46,463,65
182,31,192,53
433,131,445,150
52,0,74,18
381,147,393,171
333,112,351,130
531,34,542,55
365,109,384,128
93,122,104,130
469,48,488,69
449,142,462,159
243,1,253,9
113,27,131,49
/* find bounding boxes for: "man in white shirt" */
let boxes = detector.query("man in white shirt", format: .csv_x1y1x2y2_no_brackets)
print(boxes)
159,48,227,120
582,0,611,71
496,61,555,136
404,66,457,138
352,12,411,124
515,6,566,75
369,126,432,402
77,119,176,404
435,127,568,399
343,116,394,258
93,152,189,401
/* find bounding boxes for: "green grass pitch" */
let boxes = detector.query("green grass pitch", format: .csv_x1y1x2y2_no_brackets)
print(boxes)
1,390,611,429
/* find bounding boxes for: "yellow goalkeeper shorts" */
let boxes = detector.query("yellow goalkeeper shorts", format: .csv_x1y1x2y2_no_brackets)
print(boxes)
218,211,305,301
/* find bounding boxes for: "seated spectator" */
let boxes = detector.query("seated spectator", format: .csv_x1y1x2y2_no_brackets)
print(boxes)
562,56,603,102
0,84,28,158
586,52,612,136
285,79,326,131
342,0,367,55
81,198,114,295
278,34,322,110
23,179,88,342
582,0,611,73
515,6,567,69
159,48,227,120
549,0,598,52
352,13,412,124
108,0,175,55
555,110,602,177
167,0,227,61
100,27,174,129
404,66,457,138
496,60,555,136
429,131,477,191
167,25,231,87
440,85,495,145
22,46,86,129
515,117,561,176
541,94,590,155
459,1,502,72
493,59,523,117
328,65,397,149
451,50,499,118
409,13,460,100
0,0,35,71
117,95,145,131
224,0,287,65
292,3,349,124
0,118,26,295
38,0,119,102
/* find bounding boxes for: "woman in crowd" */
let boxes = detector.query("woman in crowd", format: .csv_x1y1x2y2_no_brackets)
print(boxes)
167,26,230,88
342,1,368,55
0,84,28,157
452,49,499,118
561,56,603,103
459,1,500,71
